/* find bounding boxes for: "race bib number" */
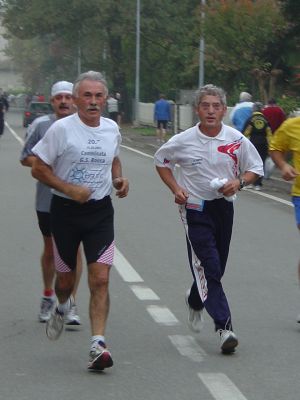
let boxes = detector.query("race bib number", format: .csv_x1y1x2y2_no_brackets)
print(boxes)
186,196,205,212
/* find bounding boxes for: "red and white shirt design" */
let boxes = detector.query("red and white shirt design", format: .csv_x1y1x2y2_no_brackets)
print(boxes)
154,123,263,201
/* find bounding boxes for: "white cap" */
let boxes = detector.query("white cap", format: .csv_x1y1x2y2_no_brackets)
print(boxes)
51,81,73,97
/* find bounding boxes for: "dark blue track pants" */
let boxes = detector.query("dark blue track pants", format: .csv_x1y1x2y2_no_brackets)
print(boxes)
180,198,234,331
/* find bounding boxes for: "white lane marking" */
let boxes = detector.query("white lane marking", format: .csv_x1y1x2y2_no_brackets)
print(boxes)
198,373,248,400
168,335,207,362
5,121,24,145
147,305,179,326
130,285,160,300
121,144,153,159
245,187,292,207
114,248,144,283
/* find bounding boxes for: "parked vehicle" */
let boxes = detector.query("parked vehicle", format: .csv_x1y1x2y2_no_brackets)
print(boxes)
23,102,53,127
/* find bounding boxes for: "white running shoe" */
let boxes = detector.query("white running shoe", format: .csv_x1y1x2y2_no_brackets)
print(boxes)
185,290,204,333
65,301,81,326
46,308,64,340
217,329,238,354
39,297,55,323
88,341,113,371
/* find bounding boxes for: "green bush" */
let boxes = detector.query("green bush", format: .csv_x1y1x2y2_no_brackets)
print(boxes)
277,96,300,116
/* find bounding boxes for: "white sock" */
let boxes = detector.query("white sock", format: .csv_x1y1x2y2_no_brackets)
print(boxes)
57,298,71,315
91,335,105,346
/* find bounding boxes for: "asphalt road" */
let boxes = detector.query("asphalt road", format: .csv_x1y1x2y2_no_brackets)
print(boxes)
1,110,299,400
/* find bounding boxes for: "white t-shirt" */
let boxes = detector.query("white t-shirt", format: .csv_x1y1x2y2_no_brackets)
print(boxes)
154,123,264,201
32,113,121,201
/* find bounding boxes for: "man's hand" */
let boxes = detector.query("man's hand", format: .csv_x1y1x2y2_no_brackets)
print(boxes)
281,163,299,181
174,188,189,205
113,177,129,198
65,184,92,204
220,179,239,197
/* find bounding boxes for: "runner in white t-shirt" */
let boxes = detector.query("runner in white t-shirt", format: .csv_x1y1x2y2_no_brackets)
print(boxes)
32,71,129,371
154,84,263,354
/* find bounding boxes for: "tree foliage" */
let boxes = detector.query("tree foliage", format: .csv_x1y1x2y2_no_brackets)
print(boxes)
204,0,289,102
1,0,299,111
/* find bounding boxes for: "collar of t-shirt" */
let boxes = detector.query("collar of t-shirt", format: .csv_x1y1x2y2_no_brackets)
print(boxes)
197,123,226,143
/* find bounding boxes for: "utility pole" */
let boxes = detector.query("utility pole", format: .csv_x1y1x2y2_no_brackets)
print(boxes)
198,0,205,88
77,31,81,75
135,0,140,126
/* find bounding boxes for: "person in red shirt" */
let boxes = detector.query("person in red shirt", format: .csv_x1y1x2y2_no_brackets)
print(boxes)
262,98,286,133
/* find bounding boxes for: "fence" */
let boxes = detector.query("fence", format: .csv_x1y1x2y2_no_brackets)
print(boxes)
138,101,234,133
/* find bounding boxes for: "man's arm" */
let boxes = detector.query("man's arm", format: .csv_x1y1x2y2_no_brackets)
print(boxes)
31,157,91,203
156,166,188,204
269,150,299,181
111,156,129,198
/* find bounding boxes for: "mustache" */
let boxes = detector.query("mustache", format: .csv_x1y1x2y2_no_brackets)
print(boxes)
58,104,70,109
87,105,101,111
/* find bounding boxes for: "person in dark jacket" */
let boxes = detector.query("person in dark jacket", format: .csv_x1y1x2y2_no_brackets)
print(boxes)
0,88,9,137
243,102,272,190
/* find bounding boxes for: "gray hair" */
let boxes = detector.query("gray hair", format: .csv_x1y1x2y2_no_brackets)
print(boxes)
194,84,227,106
239,91,252,102
73,70,108,97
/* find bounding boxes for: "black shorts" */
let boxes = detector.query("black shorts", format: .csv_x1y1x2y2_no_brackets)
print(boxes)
157,120,168,129
50,195,114,271
36,211,51,237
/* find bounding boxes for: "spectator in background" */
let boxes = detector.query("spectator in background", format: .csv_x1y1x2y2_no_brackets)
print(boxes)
262,98,286,133
154,93,171,145
242,102,272,190
106,93,119,122
32,92,39,102
0,87,9,138
38,93,46,102
230,91,253,132
115,92,123,127
261,98,286,179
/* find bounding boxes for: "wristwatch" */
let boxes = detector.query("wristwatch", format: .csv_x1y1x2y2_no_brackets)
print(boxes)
239,178,246,190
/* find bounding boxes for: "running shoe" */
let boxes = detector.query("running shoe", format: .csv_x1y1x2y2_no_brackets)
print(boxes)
65,301,81,326
217,329,238,354
88,341,113,371
46,308,64,340
254,185,262,191
185,289,204,333
39,296,55,323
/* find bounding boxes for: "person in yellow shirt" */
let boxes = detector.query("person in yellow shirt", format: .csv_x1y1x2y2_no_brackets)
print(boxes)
269,116,300,322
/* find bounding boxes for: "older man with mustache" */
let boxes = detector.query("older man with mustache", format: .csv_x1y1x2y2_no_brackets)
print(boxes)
31,71,129,371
